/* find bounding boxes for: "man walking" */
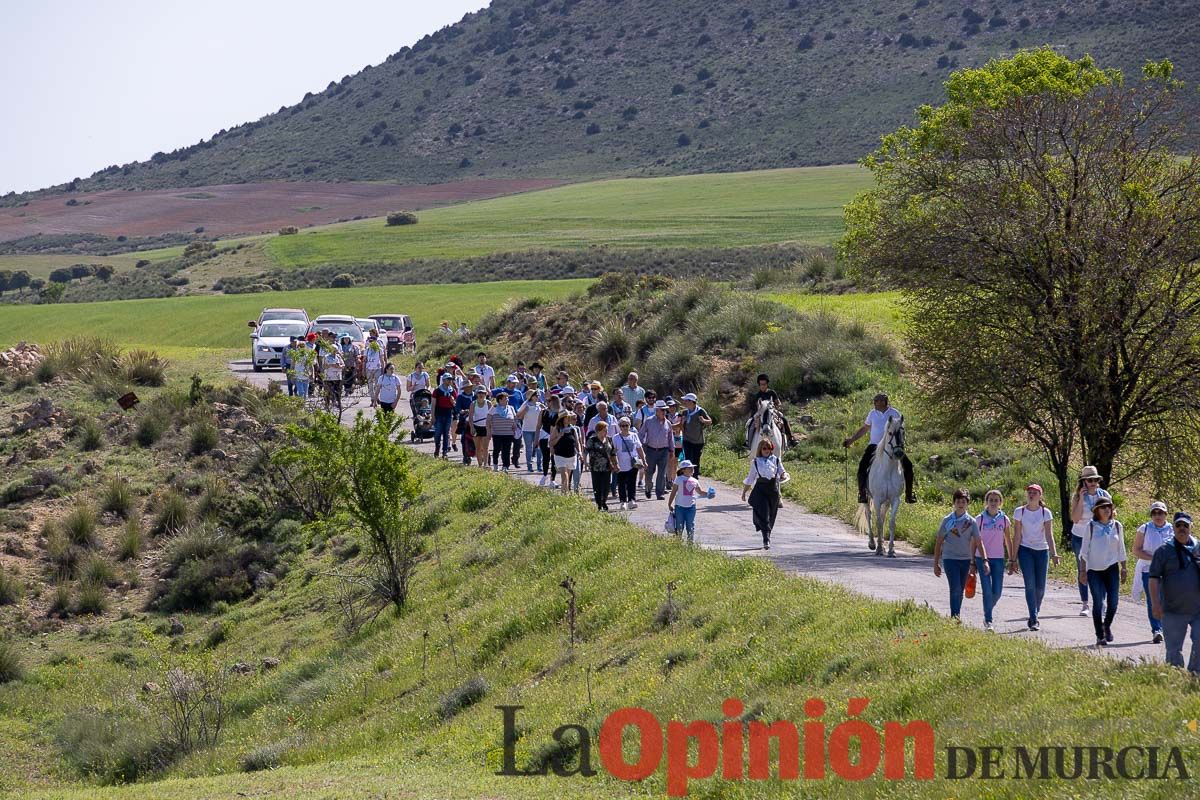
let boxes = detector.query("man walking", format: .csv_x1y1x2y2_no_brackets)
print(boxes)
679,393,713,476
640,400,674,500
1149,511,1200,674
474,351,496,390
842,393,916,504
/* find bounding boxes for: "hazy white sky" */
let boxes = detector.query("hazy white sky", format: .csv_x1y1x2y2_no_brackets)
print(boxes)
0,0,490,194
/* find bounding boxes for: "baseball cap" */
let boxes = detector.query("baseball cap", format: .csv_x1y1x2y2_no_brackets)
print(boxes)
1150,501,1168,514
1025,483,1042,494
506,374,518,383
681,393,699,402
677,460,695,470
1174,511,1192,527
561,385,576,394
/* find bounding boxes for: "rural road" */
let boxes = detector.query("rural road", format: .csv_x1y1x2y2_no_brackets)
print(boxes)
231,361,1167,666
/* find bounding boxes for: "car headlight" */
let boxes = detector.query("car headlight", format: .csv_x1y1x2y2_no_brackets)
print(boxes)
257,346,273,352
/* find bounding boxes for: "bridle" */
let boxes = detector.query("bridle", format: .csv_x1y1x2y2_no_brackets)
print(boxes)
882,416,906,461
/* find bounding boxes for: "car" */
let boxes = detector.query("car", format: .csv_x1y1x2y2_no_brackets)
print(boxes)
309,316,366,349
253,308,309,327
250,320,309,372
356,318,380,338
369,314,413,355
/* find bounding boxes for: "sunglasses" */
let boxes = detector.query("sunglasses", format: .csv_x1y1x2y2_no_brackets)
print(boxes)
760,444,774,451
1085,478,1101,483
1176,521,1192,528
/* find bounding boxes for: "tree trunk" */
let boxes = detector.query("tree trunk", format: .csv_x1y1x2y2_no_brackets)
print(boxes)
1050,457,1072,547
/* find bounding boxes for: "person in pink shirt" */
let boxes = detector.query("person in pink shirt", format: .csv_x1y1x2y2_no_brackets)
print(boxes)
975,489,1013,632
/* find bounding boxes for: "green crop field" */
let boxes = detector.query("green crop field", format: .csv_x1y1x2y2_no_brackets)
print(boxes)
0,279,591,352
261,166,871,269
0,253,147,280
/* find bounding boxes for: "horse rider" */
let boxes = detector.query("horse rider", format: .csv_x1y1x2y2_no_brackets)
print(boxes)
751,373,797,447
842,393,916,504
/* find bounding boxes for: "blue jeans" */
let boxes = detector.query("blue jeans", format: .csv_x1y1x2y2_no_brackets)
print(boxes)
673,505,697,542
1017,546,1048,623
1071,535,1089,603
943,558,972,618
1141,571,1163,634
522,431,540,471
975,557,1006,624
1086,564,1120,638
432,413,452,455
295,377,309,399
572,460,582,491
644,446,670,498
1162,609,1200,674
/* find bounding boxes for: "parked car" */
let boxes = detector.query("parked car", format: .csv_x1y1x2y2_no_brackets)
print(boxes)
356,318,380,338
250,320,309,372
309,316,366,349
369,314,413,355
252,308,309,327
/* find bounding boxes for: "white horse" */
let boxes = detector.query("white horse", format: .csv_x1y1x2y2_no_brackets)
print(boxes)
865,414,905,557
746,399,784,462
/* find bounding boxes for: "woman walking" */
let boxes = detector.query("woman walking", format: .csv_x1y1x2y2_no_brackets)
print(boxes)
550,413,580,495
741,439,789,550
539,395,561,487
377,363,402,414
613,417,646,511
1078,496,1127,646
469,387,492,467
518,390,545,473
585,421,618,511
486,391,519,472
932,488,987,623
975,490,1011,632
1011,484,1058,631
1134,501,1171,644
1071,465,1111,617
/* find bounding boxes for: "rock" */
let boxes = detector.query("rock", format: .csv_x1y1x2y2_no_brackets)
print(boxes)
14,398,62,434
927,455,941,468
209,449,228,460
141,682,160,694
13,484,45,501
168,617,185,636
81,460,98,475
0,342,43,376
3,537,30,557
25,443,47,461
100,511,122,526
234,418,260,434
797,414,816,427
221,428,236,439
230,661,255,675
965,448,978,457
261,657,281,671
5,451,23,468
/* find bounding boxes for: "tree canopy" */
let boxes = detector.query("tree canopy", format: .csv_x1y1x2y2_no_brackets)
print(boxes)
841,49,1200,533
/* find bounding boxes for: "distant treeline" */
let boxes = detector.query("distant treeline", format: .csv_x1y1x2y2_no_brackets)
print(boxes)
0,232,200,256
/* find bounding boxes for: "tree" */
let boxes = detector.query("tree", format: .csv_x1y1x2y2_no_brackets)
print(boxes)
70,264,95,282
841,50,1200,539
275,413,425,613
94,264,115,282
49,267,73,284
0,270,10,295
9,271,30,295
40,281,66,304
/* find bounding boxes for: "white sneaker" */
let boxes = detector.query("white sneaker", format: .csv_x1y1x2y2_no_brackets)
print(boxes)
550,481,559,489
619,502,627,511
984,622,994,632
1079,604,1090,617
538,476,547,486
629,501,638,510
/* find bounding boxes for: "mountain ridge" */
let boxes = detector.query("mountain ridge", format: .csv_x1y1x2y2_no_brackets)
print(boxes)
17,0,1200,197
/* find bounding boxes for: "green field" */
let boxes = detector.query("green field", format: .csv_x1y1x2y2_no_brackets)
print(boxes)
261,166,870,269
767,290,903,336
0,253,148,280
0,279,591,351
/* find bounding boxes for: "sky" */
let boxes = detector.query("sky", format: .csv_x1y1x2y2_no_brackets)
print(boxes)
0,0,491,194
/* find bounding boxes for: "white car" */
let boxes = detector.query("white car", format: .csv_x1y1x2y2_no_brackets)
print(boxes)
251,320,309,371
356,318,379,341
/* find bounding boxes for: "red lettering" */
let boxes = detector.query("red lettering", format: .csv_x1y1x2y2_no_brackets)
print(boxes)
804,697,826,779
721,698,744,779
748,720,800,780
666,720,719,797
884,720,935,779
599,707,663,782
828,700,881,781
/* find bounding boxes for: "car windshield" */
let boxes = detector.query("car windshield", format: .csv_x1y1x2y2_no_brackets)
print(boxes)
357,320,378,331
263,311,306,322
322,324,362,342
373,317,405,331
259,322,307,338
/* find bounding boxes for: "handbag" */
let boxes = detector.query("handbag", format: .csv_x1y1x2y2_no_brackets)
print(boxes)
664,510,677,533
965,571,977,599
620,434,642,469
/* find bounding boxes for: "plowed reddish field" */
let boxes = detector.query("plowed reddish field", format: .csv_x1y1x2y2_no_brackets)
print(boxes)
0,178,561,241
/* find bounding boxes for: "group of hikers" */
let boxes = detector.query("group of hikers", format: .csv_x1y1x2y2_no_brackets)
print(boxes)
279,328,391,411
277,343,1200,673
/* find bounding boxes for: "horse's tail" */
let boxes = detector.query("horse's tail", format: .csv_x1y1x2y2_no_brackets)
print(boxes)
853,501,870,534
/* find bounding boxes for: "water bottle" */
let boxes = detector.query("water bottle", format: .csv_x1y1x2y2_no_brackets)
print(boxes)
706,487,716,500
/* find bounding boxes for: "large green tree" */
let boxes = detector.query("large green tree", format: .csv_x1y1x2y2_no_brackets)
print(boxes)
841,49,1200,537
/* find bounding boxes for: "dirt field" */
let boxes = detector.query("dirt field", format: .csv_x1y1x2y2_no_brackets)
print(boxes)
0,178,562,241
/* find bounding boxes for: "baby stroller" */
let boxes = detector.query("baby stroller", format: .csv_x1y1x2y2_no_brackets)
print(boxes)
409,388,434,441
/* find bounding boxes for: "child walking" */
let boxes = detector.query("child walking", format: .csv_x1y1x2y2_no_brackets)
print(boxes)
667,460,714,544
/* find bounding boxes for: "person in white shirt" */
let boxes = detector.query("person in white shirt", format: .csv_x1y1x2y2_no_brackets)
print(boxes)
612,417,646,511
741,439,789,549
1078,496,1127,647
586,401,618,436
842,393,915,504
362,330,388,407
1011,483,1059,631
406,362,430,395
1133,500,1172,644
376,363,402,413
620,372,646,409
517,393,545,473
474,351,496,390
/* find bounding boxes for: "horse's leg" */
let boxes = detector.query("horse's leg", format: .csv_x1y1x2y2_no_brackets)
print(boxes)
866,499,876,550
887,497,899,557
874,503,884,555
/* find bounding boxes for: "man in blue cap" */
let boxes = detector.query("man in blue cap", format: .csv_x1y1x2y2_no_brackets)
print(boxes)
1149,511,1200,674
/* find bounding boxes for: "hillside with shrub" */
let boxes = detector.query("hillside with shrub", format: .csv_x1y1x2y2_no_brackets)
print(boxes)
21,0,1200,196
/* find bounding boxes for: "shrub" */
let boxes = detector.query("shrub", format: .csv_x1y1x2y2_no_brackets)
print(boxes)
75,417,104,451
241,741,288,772
278,226,299,235
677,133,691,147
81,555,118,588
188,419,218,455
642,334,708,395
798,34,815,50
0,567,23,606
135,413,168,447
671,83,686,95
49,582,72,616
590,320,631,370
121,349,167,386
100,476,134,518
43,336,121,379
56,709,169,783
438,676,489,720
0,641,23,684
45,522,79,578
328,273,356,288
116,518,143,561
35,358,58,383
63,504,99,548
152,491,190,535
385,211,419,226
457,486,499,512
203,620,232,649
75,579,108,615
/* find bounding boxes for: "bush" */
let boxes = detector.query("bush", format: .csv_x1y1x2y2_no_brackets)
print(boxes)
100,476,134,518
154,532,273,612
203,620,232,649
63,504,99,548
121,349,167,387
0,567,23,606
49,582,72,616
642,334,707,395
152,491,190,536
135,413,168,447
35,359,58,383
590,320,631,370
385,211,419,226
75,417,104,451
457,486,499,513
45,522,79,578
0,641,23,684
56,709,170,783
677,133,691,147
278,226,299,235
188,419,218,455
241,741,288,772
116,517,143,561
328,273,356,289
43,336,121,379
438,676,489,719
81,554,118,588
75,579,108,615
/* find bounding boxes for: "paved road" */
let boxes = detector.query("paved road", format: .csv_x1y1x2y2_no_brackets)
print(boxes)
232,361,1168,665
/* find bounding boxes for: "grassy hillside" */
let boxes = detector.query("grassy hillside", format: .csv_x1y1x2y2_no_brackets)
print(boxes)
0,279,591,351
2,401,1197,798
34,0,1198,195
262,166,868,269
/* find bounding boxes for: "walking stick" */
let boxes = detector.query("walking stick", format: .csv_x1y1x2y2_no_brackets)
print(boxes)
843,444,849,505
